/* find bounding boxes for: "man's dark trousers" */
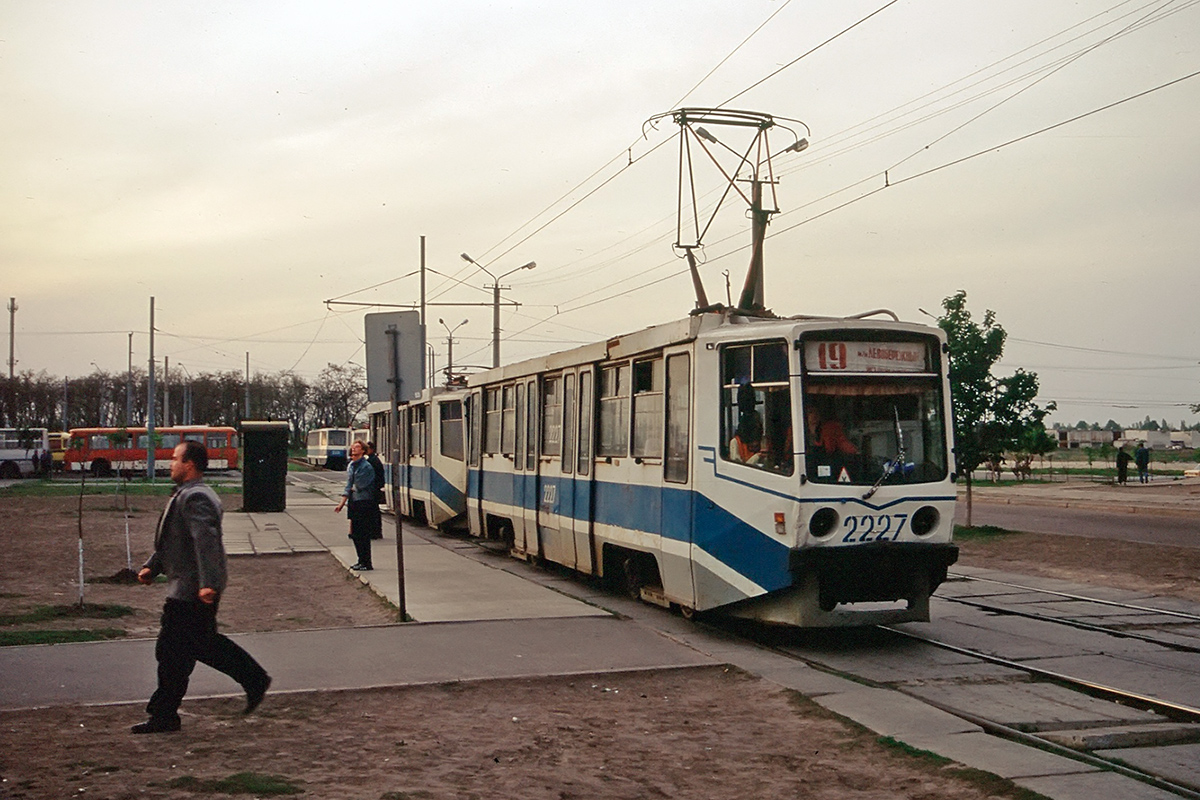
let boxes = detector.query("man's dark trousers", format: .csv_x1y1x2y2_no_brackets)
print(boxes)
146,598,268,723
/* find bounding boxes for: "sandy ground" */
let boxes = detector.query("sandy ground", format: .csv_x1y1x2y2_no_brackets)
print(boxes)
2,488,1196,798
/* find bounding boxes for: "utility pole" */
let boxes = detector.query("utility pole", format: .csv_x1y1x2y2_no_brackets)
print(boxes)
737,179,769,311
62,376,68,429
244,352,250,418
7,297,16,378
163,356,170,427
126,332,133,425
460,253,536,369
147,297,156,479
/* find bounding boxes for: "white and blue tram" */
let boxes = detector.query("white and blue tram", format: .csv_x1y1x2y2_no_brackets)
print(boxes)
377,309,958,627
305,427,354,470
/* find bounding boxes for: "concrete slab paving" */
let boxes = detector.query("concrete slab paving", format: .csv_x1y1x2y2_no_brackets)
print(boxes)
903,730,1093,779
901,682,1159,729
0,617,716,711
1016,768,1185,800
1095,743,1200,792
812,685,981,740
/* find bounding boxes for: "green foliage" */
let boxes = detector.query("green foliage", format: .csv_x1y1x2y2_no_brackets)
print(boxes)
165,772,304,795
935,291,1056,481
0,603,133,626
0,629,127,646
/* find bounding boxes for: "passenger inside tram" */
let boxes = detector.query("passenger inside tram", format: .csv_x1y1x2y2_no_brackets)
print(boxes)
805,403,859,482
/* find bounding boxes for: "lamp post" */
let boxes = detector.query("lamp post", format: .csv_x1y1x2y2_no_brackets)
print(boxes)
459,253,536,368
176,363,192,425
439,318,468,385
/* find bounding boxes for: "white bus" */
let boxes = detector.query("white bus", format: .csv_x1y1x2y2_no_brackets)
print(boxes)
0,428,50,479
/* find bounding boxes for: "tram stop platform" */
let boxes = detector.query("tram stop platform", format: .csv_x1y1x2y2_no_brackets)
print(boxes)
1,475,1189,800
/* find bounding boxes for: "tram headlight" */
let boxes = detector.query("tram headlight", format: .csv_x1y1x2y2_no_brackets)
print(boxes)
911,505,940,536
808,507,839,539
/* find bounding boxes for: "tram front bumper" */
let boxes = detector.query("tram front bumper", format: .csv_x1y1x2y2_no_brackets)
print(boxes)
789,541,959,608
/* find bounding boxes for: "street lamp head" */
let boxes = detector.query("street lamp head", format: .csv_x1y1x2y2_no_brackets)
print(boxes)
783,137,809,154
520,261,536,271
460,252,474,264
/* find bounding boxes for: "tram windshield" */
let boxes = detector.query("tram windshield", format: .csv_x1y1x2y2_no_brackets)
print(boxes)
801,337,948,487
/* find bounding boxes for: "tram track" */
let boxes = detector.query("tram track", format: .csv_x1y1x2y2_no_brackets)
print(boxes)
942,572,1200,655
758,623,1200,799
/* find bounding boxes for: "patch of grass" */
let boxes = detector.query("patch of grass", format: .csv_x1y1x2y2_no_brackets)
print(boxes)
953,523,1021,541
0,628,127,646
381,792,435,800
0,603,134,626
164,772,304,795
877,735,952,765
0,480,241,497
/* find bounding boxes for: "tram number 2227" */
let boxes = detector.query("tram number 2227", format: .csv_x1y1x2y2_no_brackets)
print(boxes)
842,513,907,542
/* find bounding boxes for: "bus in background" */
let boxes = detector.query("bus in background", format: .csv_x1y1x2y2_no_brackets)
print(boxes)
47,431,70,472
64,426,239,477
305,428,353,470
0,428,50,479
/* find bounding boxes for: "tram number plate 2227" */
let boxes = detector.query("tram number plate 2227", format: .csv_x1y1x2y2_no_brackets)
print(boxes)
841,513,907,542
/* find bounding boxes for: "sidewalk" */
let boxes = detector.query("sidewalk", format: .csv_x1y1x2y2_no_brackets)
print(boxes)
1,477,1186,799
962,476,1200,517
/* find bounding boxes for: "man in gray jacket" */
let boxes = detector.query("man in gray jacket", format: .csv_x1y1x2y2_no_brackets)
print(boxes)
132,440,270,734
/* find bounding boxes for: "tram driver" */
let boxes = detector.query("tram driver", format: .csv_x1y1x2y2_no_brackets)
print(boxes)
805,404,858,481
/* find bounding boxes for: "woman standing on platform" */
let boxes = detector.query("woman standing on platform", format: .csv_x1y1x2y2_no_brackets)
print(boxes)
334,440,375,571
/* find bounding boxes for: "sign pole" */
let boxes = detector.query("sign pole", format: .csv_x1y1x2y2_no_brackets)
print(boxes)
387,325,407,622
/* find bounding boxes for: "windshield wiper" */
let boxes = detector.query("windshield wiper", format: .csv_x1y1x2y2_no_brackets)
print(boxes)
862,406,906,500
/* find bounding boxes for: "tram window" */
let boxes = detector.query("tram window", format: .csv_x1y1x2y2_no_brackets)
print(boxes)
90,435,111,449
577,371,593,476
525,379,537,465
184,433,204,443
803,378,947,486
327,430,347,446
561,373,575,473
160,434,181,449
501,385,516,455
515,383,525,469
631,358,663,459
542,376,562,456
439,400,464,461
665,354,690,483
484,388,501,455
720,341,793,476
409,405,427,458
467,393,481,467
598,363,629,457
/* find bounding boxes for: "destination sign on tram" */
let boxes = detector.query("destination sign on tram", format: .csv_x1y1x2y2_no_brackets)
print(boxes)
805,341,928,373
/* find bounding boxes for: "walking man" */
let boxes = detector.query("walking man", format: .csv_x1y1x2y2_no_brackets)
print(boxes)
133,440,270,733
1134,442,1151,484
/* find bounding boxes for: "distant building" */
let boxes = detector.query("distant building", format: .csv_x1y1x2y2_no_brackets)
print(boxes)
1119,429,1172,450
1169,430,1200,449
1057,429,1119,449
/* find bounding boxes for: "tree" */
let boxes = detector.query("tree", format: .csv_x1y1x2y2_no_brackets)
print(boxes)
935,290,1056,526
309,363,367,428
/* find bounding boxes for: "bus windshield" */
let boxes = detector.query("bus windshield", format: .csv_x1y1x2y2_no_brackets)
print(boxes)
327,430,347,446
801,337,948,486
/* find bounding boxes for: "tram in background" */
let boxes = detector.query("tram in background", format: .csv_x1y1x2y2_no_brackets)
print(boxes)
0,428,50,479
64,426,239,476
305,428,353,470
376,310,958,628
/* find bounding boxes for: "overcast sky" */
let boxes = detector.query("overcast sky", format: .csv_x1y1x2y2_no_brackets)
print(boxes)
3,0,1198,428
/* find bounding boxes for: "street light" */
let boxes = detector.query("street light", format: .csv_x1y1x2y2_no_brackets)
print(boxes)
460,253,536,368
439,318,469,385
176,363,192,425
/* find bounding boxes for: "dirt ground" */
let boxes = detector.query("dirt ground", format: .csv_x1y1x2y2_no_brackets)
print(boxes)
1,489,1197,799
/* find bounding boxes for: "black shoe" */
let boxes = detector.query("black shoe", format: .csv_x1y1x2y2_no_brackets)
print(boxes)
244,675,271,715
358,564,373,571
131,717,181,734
349,563,364,570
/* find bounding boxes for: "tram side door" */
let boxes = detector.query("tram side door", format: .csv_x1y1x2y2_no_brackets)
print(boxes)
571,368,595,574
659,350,695,606
521,378,541,558
536,372,578,570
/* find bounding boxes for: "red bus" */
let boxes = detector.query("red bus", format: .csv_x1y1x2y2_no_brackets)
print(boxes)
64,426,240,476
